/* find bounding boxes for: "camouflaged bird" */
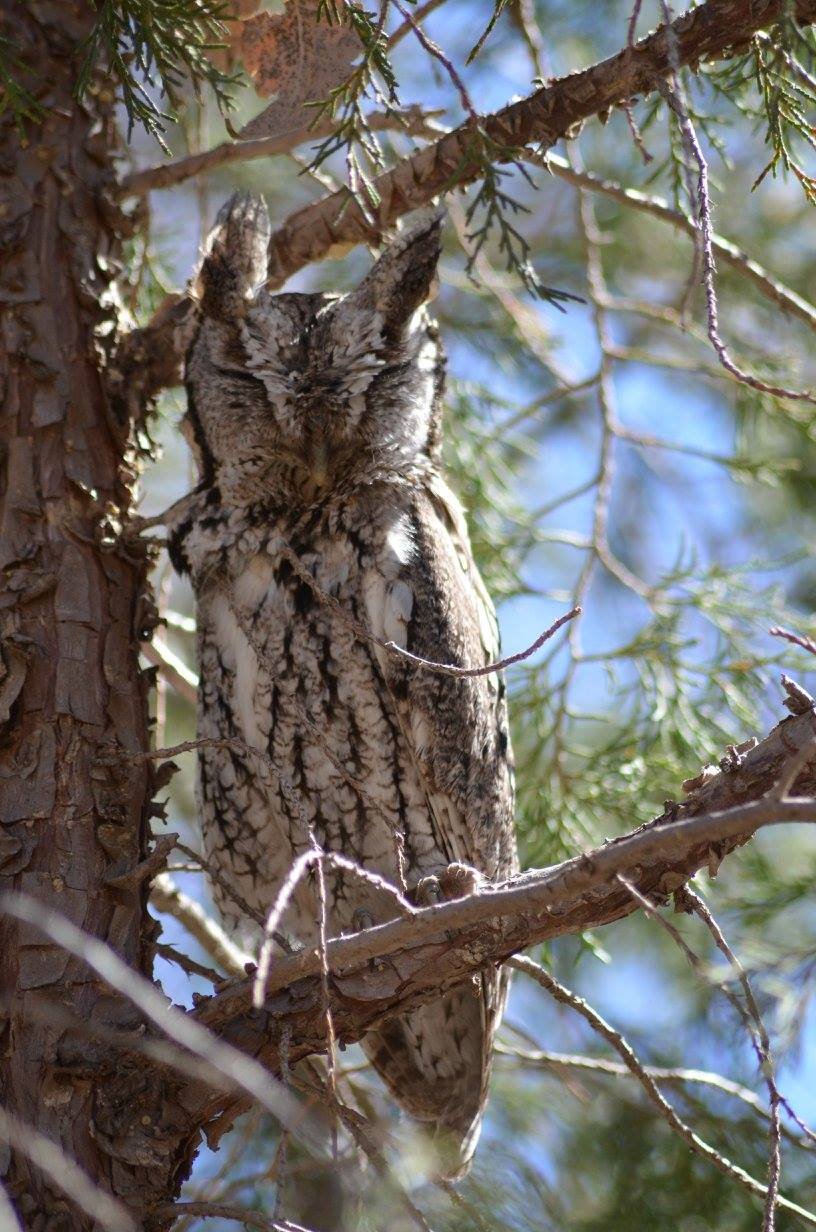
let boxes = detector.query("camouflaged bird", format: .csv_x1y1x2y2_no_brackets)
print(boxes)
167,193,517,1177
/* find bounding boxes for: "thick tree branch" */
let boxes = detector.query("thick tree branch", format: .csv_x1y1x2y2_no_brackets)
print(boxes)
264,0,816,286
3,703,816,1220
115,0,816,417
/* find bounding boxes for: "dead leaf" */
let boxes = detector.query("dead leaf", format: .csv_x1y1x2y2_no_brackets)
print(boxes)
235,0,361,140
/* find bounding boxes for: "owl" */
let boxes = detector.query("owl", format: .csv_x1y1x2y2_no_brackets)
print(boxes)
167,193,517,1178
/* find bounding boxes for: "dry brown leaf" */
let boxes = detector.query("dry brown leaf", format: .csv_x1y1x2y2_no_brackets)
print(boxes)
205,0,262,73
235,0,361,140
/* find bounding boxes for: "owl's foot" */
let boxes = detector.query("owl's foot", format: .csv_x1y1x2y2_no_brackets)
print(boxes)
413,862,483,907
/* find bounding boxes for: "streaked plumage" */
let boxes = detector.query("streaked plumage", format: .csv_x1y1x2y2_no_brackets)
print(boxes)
167,193,517,1176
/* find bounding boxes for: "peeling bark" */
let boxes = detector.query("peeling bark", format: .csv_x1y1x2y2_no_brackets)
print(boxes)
0,2,155,1225
2,0,816,1226
6,702,816,1225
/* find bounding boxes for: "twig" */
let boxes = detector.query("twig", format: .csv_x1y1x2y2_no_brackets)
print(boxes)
660,77,816,404
0,893,324,1157
770,625,816,658
527,154,816,335
683,887,782,1230
142,639,197,706
617,876,783,1230
622,0,653,163
392,0,478,121
150,873,252,977
278,545,580,677
508,957,815,1227
154,941,223,984
120,107,446,197
150,1202,312,1231
253,849,414,1009
495,1044,815,1148
0,1107,136,1232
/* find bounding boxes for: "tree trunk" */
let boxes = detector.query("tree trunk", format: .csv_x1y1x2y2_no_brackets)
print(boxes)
0,2,154,1225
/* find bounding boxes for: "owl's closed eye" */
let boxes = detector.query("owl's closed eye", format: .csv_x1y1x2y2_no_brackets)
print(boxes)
183,195,446,506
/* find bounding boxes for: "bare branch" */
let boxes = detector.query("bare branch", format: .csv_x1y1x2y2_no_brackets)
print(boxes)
150,873,252,977
507,958,815,1226
496,1044,816,1148
660,77,815,403
264,0,816,286
771,625,816,657
120,107,447,197
534,153,816,334
4,706,816,1210
278,545,580,676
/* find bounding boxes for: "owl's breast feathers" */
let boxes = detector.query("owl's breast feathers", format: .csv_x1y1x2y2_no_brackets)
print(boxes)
168,473,516,1175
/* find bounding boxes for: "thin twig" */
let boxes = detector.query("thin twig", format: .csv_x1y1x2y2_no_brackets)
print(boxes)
508,957,815,1226
623,0,653,163
770,625,816,658
120,107,446,196
617,876,783,1230
533,154,816,334
683,887,782,1230
278,545,580,677
660,77,816,404
150,872,252,977
496,1044,815,1148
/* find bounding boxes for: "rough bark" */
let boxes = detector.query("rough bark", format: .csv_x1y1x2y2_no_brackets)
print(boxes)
2,0,816,1227
5,702,816,1225
0,2,155,1226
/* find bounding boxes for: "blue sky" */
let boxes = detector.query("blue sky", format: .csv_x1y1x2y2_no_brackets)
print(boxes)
128,0,816,1215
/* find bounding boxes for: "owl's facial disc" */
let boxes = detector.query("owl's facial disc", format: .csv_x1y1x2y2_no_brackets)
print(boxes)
189,205,445,501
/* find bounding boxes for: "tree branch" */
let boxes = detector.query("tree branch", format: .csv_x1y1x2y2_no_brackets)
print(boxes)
120,107,446,198
535,152,816,334
115,0,816,418
264,0,816,286
3,703,816,1220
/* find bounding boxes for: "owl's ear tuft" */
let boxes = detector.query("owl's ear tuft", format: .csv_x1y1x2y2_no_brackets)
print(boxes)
195,192,271,321
351,210,444,338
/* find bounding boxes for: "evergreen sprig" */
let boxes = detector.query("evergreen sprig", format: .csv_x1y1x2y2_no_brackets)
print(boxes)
76,0,239,149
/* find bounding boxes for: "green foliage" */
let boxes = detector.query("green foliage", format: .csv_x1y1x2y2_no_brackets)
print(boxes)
305,1,400,210
76,0,238,148
128,2,816,1227
452,130,583,308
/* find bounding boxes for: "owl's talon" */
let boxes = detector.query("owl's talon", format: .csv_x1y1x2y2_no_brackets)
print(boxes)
413,875,442,907
414,864,483,908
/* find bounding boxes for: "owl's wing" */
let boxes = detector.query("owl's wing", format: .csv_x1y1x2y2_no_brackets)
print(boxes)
363,474,517,884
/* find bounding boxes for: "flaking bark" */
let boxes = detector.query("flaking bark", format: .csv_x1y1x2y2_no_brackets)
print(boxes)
0,2,155,1225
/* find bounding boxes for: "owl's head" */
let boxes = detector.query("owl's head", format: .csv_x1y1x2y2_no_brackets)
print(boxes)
183,192,445,506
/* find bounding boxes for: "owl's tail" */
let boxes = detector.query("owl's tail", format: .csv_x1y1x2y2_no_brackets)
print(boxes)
361,967,509,1179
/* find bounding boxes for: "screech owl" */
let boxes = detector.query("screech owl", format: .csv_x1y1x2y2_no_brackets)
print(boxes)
167,192,518,1178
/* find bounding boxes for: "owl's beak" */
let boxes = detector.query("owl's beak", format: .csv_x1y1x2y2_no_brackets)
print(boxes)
310,441,330,488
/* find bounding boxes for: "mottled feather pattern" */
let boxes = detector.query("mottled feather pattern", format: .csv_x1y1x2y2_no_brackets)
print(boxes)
168,193,517,1176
